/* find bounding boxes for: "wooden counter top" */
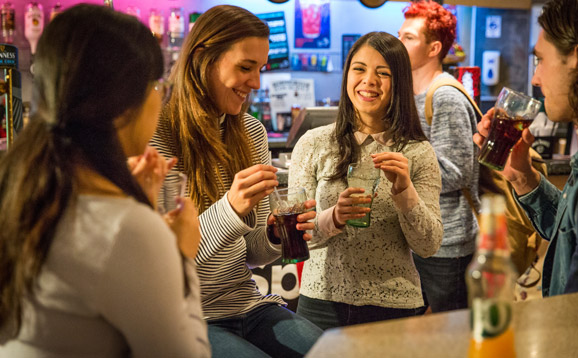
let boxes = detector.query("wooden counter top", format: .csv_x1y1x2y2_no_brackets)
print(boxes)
306,293,578,358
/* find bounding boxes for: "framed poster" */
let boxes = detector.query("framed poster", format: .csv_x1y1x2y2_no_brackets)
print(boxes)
257,12,290,71
342,34,361,68
294,0,330,49
269,79,316,132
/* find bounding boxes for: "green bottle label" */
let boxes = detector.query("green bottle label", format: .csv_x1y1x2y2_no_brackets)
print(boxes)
471,298,512,340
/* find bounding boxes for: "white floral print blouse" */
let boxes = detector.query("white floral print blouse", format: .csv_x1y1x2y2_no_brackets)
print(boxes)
289,123,443,309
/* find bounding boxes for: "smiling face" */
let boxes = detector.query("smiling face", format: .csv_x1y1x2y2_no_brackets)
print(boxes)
532,30,578,123
346,44,392,127
208,36,269,116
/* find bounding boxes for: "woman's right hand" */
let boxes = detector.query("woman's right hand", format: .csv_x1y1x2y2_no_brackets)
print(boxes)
332,187,373,228
228,164,279,218
164,197,201,259
473,107,540,195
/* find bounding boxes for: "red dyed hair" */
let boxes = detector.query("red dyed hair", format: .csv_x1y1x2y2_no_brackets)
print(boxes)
404,1,457,61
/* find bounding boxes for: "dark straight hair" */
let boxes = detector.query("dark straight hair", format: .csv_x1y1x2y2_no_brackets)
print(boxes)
538,0,578,116
0,4,164,336
329,31,427,180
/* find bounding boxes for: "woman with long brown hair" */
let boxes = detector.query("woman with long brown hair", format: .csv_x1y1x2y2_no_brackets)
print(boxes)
151,5,322,358
290,32,443,330
0,4,209,357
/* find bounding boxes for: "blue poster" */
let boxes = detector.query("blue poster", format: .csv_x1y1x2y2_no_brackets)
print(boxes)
257,12,290,71
294,0,330,49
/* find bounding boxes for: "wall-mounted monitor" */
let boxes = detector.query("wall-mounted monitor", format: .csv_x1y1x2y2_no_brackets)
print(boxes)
286,106,338,147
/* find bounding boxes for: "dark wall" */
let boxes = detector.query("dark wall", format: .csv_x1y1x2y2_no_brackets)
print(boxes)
474,8,531,98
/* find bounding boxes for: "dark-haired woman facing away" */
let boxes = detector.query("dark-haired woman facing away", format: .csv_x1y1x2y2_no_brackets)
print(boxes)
0,5,209,357
151,5,323,358
290,32,443,330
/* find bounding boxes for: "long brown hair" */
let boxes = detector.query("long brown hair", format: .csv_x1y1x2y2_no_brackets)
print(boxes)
330,32,427,180
0,5,163,336
163,5,269,212
538,0,578,118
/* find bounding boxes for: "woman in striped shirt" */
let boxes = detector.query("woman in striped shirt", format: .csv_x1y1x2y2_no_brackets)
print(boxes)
151,5,323,358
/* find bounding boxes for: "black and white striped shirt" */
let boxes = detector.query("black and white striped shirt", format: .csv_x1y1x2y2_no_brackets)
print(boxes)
151,113,285,321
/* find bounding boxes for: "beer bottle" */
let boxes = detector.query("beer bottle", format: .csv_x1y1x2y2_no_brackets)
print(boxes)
466,194,517,358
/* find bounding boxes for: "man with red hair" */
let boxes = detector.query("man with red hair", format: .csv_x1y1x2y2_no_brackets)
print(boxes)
399,1,480,313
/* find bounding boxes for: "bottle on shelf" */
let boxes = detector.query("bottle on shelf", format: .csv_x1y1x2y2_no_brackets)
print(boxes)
189,12,201,32
249,89,263,123
262,88,272,132
1,1,15,44
50,2,62,21
466,194,517,358
149,9,164,45
168,7,185,50
125,5,141,20
24,2,44,55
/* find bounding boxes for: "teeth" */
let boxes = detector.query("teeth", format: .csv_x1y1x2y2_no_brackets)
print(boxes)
359,91,378,97
233,89,247,98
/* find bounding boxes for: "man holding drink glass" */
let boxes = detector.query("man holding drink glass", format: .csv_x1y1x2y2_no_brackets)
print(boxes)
473,0,578,297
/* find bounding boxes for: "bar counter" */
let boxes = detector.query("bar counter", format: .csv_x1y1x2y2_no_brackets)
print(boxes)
306,292,578,357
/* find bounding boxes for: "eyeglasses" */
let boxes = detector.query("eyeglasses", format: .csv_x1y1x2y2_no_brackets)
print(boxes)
153,78,173,105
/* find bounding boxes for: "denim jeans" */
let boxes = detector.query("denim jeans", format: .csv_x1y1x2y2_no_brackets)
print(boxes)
412,253,474,313
207,303,323,358
296,295,422,331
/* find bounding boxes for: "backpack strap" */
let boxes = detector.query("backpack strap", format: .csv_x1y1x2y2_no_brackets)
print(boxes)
424,77,483,126
424,76,484,216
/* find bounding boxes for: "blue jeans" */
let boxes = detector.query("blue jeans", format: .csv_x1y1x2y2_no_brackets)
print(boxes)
412,253,473,313
207,304,323,358
296,295,422,331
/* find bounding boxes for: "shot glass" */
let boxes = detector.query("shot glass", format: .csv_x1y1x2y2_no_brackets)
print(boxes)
478,87,542,171
269,187,310,264
346,162,380,228
159,172,188,214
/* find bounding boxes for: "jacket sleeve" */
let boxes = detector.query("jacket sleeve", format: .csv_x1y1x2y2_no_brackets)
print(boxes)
516,173,562,241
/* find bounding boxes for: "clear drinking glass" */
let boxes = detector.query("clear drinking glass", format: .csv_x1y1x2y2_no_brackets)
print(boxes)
269,187,310,264
346,162,380,228
159,172,187,214
478,87,542,171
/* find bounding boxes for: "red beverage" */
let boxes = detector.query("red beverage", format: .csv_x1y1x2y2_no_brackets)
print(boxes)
274,212,310,264
478,114,532,171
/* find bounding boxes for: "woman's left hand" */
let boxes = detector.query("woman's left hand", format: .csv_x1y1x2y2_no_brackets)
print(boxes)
128,146,177,207
267,199,317,241
371,152,410,195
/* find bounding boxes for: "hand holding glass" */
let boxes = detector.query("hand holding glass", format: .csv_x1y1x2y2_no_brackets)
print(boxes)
270,187,310,264
159,172,188,214
346,163,380,228
478,87,542,171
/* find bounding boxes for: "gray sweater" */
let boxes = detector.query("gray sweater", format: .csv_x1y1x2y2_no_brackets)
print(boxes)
414,72,480,258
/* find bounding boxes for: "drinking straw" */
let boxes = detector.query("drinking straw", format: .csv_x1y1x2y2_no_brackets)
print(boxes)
269,151,283,206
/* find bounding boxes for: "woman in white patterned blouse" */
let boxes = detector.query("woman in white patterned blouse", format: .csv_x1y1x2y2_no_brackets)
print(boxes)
291,32,444,330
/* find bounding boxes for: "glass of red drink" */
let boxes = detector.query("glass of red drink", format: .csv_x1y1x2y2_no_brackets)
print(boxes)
478,87,542,171
270,187,310,264
300,0,321,39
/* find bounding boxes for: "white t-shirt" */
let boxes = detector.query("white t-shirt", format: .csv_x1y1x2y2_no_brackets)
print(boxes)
0,195,210,357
